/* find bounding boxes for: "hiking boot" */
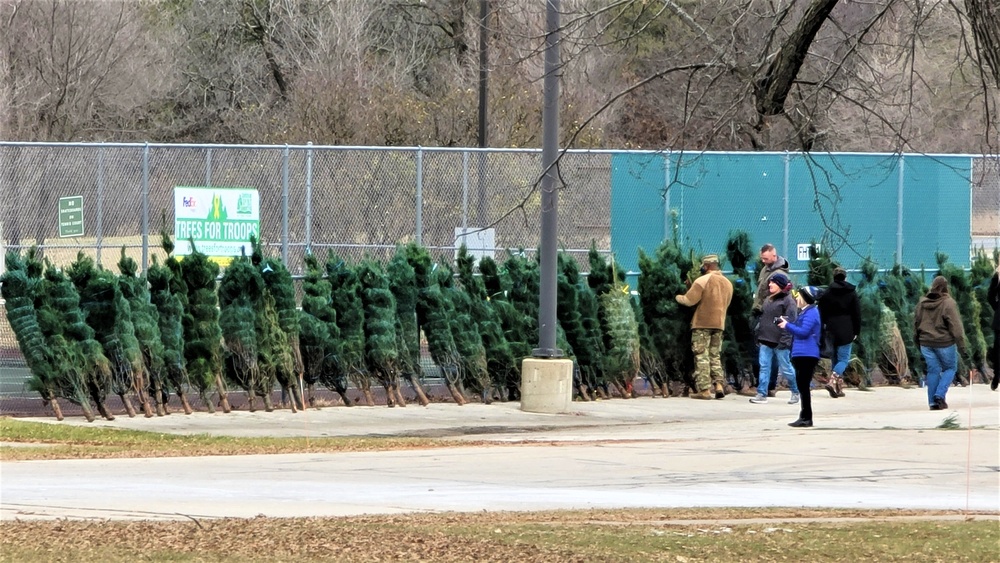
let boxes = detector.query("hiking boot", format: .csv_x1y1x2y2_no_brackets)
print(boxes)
824,381,839,399
690,389,714,400
749,394,768,404
788,393,800,405
834,377,846,397
934,396,948,410
929,402,941,411
788,418,813,428
713,381,725,399
737,387,758,397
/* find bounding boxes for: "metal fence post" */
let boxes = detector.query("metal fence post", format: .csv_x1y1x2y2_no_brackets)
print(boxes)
142,143,150,272
416,147,423,245
663,150,671,241
281,145,290,264
462,150,470,231
96,146,104,266
783,152,790,258
897,154,905,263
305,142,313,255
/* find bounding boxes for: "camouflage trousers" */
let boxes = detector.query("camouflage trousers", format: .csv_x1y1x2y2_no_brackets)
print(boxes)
691,328,724,392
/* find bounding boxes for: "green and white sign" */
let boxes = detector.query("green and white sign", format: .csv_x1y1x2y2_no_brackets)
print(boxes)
58,196,84,238
174,186,259,258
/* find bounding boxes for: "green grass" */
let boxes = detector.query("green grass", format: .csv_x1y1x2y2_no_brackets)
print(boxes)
1,511,997,562
0,417,460,460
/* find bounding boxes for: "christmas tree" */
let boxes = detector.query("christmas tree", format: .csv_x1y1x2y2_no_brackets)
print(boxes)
405,242,466,404
457,244,516,402
218,251,267,410
724,231,756,393
253,237,302,411
147,253,194,414
357,258,404,407
2,250,100,420
386,247,431,405
117,248,168,416
437,260,491,402
559,251,605,398
326,252,372,405
178,241,230,412
638,238,695,394
68,253,152,417
299,253,345,405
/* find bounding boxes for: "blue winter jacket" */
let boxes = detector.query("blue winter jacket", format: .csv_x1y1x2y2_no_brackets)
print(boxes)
784,304,821,358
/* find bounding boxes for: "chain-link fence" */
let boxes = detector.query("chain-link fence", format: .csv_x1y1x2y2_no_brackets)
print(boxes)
1,143,998,412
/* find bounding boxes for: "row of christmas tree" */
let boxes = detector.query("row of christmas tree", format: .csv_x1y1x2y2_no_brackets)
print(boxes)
1,231,646,420
3,227,996,421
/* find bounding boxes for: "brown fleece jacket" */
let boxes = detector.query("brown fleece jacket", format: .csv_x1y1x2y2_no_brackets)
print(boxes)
676,270,734,330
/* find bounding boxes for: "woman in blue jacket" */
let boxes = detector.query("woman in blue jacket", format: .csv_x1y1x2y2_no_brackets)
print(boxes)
778,286,822,428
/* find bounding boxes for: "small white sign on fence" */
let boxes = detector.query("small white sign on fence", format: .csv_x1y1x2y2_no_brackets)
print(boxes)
454,227,496,263
796,243,820,261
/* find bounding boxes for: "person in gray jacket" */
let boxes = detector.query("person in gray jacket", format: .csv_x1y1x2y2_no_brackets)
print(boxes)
750,272,799,404
914,276,966,410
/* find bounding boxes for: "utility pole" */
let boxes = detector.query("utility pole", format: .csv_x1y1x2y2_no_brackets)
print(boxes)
521,0,572,413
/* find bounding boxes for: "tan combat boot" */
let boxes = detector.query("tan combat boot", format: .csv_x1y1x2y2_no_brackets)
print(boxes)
712,381,725,399
690,389,714,400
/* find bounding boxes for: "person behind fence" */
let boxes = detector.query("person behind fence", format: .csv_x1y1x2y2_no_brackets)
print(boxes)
817,266,861,398
750,272,799,405
749,244,791,397
914,275,966,410
778,285,822,428
987,264,999,391
675,254,734,400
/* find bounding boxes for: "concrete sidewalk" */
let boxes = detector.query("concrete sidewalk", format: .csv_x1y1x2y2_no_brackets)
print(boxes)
2,385,998,520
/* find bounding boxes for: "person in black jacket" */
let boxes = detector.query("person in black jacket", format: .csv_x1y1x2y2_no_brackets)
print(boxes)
817,266,861,398
988,264,1000,391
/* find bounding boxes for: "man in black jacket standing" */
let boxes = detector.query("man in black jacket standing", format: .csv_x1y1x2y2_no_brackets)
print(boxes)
817,266,861,398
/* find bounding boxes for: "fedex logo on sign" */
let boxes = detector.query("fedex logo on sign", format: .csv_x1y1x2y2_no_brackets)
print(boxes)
182,196,197,208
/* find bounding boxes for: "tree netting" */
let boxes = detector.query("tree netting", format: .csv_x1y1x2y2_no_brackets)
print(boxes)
326,251,370,404
118,248,168,416
68,253,151,417
147,254,194,414
218,253,265,409
456,245,517,401
386,247,430,405
406,242,465,404
357,259,404,407
299,252,350,405
178,241,229,413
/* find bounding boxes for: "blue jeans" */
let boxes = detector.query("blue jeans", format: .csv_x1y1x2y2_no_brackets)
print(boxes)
832,343,853,376
758,346,797,396
921,344,957,405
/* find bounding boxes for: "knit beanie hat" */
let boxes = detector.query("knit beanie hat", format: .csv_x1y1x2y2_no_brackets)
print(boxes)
800,285,820,304
769,272,792,291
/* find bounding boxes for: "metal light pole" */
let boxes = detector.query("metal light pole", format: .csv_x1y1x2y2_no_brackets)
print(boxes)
533,0,561,358
521,0,571,413
476,0,489,226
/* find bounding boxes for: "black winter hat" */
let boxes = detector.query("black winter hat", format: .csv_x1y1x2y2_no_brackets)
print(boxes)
800,285,821,304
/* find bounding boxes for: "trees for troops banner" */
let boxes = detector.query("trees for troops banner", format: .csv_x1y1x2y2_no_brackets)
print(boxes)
173,187,259,258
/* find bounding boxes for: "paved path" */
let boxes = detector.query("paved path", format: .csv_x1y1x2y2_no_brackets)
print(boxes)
2,385,998,520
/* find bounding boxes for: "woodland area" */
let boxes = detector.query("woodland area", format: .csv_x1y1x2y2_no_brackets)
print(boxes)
2,0,999,153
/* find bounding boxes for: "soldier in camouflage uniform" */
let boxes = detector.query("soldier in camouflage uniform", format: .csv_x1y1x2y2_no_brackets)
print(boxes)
676,255,735,399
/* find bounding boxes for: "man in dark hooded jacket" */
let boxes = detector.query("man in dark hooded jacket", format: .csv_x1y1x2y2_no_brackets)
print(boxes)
817,266,861,398
988,264,999,391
